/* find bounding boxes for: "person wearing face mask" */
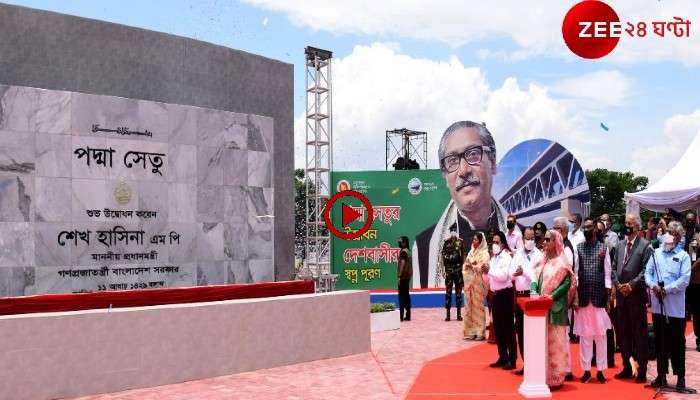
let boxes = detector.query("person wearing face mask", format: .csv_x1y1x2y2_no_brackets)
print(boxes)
600,214,619,251
596,220,618,369
645,223,691,391
530,229,577,390
573,218,613,384
441,225,467,322
567,213,585,253
463,231,490,340
397,236,413,322
487,231,517,370
612,214,653,383
506,214,523,252
654,224,667,249
645,217,659,246
552,216,577,380
511,226,542,375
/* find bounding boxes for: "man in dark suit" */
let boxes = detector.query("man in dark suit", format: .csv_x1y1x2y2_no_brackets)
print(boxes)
612,213,653,383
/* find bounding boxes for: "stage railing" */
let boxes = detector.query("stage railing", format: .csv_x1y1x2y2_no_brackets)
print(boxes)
0,280,315,316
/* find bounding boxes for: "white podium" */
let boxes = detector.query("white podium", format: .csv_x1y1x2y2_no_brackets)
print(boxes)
517,296,553,398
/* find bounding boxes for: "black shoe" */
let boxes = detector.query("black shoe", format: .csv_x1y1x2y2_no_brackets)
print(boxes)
677,377,686,390
565,373,574,382
445,310,451,321
581,371,592,383
650,376,667,388
635,374,647,384
615,369,633,379
456,314,463,321
404,317,411,321
502,362,515,371
596,371,607,384
696,344,700,352
514,368,524,376
489,359,506,368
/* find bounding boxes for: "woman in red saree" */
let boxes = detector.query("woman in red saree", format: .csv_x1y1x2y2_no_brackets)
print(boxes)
531,229,577,389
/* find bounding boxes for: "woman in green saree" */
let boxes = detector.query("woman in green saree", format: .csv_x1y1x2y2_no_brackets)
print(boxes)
531,229,577,389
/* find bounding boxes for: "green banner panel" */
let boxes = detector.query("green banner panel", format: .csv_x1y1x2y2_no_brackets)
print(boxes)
331,170,450,289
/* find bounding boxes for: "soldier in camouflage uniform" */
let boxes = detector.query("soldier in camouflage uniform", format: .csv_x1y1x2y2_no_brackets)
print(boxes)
442,225,467,321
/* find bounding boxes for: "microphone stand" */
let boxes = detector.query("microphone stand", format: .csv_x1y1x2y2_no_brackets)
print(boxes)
650,248,668,325
648,247,669,399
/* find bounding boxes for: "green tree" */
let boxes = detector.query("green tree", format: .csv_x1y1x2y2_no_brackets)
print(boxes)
295,169,327,259
586,168,649,224
294,168,312,260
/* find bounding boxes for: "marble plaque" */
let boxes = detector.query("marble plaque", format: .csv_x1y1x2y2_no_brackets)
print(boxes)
0,85,275,296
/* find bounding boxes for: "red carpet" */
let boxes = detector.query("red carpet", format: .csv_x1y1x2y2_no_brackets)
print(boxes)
407,321,694,399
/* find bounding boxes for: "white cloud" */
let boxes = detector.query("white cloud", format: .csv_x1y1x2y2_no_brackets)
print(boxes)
629,109,700,183
294,43,600,172
550,70,633,108
244,0,700,65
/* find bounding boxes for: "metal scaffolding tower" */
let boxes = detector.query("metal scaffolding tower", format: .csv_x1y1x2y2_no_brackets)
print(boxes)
386,128,427,170
303,46,333,284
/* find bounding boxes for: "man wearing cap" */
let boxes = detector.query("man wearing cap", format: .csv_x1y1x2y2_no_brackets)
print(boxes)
646,223,691,390
442,225,467,321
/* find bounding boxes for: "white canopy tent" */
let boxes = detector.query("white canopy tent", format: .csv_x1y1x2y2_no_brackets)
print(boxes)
625,132,700,214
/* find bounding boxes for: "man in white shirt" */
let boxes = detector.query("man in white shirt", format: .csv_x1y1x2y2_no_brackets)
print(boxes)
600,213,619,250
488,231,517,370
568,213,585,253
511,226,543,375
506,214,523,252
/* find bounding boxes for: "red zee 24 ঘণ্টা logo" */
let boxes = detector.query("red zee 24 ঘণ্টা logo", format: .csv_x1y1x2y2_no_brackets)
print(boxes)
562,0,691,59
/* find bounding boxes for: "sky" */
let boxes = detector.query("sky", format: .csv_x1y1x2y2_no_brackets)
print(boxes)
6,0,700,184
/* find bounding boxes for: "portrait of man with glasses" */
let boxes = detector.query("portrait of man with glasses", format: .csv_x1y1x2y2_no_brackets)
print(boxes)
412,120,507,288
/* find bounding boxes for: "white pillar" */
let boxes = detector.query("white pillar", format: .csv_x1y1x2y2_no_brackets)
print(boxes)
517,297,552,398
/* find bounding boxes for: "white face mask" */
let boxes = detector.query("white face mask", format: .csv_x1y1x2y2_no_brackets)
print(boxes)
663,234,675,252
492,244,502,255
524,239,535,251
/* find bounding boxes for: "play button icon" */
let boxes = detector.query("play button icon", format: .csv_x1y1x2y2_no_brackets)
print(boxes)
341,203,362,227
323,190,374,240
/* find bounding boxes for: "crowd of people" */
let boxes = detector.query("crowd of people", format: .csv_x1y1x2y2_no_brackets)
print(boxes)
397,211,700,392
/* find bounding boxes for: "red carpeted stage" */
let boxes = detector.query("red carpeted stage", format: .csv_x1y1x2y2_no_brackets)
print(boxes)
407,322,693,399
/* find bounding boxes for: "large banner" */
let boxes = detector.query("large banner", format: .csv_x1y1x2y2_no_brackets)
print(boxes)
331,132,590,290
331,170,450,289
